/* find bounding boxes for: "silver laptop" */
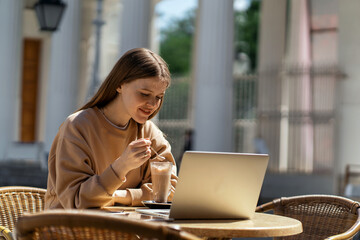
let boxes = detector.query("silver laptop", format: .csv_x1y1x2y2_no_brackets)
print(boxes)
138,151,269,220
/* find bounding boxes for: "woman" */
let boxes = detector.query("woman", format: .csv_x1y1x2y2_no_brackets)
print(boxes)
45,48,177,209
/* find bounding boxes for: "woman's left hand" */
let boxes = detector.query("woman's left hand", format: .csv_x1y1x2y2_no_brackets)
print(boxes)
112,190,131,205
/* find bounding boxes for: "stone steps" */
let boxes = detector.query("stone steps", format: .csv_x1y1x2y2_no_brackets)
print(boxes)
0,161,47,188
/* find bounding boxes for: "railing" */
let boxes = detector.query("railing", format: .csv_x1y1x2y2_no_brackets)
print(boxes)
158,65,343,173
157,77,191,161
257,65,343,173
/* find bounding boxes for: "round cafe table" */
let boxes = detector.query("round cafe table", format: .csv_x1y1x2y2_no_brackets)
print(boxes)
102,206,303,239
168,212,303,239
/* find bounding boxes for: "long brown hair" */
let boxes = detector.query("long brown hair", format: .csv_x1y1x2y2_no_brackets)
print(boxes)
78,48,171,119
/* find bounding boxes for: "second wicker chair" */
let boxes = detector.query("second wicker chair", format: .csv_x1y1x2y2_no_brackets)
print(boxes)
256,194,360,240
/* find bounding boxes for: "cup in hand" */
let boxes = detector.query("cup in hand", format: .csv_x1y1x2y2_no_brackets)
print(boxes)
150,161,172,203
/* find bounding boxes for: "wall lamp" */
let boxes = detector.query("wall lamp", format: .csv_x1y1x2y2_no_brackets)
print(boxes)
34,0,67,32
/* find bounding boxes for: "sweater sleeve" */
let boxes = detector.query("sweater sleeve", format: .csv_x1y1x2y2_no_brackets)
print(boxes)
54,121,126,209
126,122,178,206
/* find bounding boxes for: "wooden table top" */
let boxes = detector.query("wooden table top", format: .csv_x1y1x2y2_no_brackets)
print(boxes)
102,206,303,238
168,212,302,238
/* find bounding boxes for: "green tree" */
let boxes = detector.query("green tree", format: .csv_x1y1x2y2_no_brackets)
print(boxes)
160,9,195,77
234,0,260,72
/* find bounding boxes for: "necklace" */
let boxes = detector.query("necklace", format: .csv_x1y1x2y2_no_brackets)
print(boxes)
99,108,129,130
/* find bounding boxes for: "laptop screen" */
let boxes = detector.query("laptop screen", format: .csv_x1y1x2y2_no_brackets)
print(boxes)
168,151,269,220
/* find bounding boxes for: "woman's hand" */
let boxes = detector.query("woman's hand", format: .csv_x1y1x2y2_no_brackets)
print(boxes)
112,190,131,205
167,178,177,201
112,138,151,178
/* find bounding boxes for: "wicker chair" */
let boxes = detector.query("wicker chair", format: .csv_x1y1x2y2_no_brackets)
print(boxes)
0,186,46,240
256,194,360,240
15,209,202,240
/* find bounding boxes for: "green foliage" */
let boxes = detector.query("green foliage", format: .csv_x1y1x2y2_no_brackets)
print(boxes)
160,9,195,76
234,0,260,72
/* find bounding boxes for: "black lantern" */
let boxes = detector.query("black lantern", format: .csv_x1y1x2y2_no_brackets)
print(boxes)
34,0,67,32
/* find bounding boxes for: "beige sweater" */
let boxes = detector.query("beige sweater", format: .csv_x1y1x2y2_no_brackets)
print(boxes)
45,107,177,209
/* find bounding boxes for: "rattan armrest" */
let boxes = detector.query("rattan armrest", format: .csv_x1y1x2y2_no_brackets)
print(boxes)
255,200,276,212
0,226,14,240
325,208,360,240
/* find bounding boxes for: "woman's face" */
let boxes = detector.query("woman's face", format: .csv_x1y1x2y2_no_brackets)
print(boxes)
117,77,167,124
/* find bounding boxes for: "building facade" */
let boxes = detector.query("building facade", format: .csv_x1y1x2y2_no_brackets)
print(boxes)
1,0,360,197
0,0,235,168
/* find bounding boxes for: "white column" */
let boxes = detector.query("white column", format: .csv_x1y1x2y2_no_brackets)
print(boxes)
337,0,360,175
44,0,82,153
286,0,313,172
0,0,23,160
286,0,311,65
119,0,152,55
192,0,234,152
257,0,287,170
258,0,287,71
